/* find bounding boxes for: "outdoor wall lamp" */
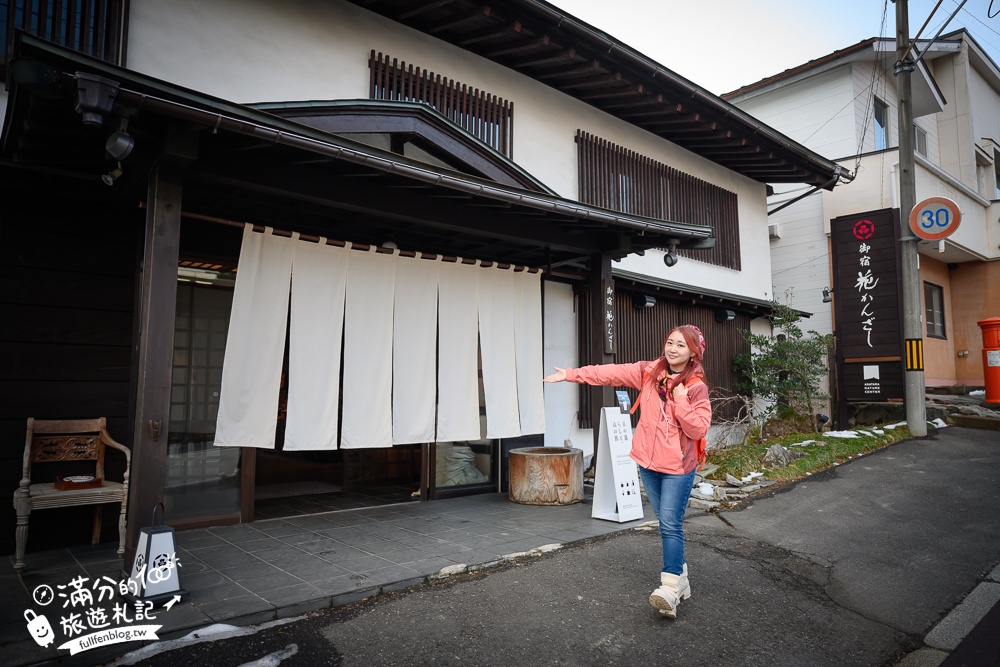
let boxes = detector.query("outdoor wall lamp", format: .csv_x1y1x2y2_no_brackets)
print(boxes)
102,162,123,186
714,308,736,322
74,72,120,127
105,118,134,161
822,287,833,303
663,241,679,268
632,294,656,309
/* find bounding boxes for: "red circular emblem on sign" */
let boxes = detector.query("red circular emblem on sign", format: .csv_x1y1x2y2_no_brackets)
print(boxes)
853,219,875,240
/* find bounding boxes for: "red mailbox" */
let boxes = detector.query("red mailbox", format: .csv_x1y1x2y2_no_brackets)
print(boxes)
978,317,1000,405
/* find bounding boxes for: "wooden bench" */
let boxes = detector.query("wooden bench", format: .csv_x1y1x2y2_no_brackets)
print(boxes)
13,418,131,573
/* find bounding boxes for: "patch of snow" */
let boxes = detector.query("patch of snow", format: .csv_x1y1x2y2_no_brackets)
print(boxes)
697,482,714,496
824,430,859,439
238,644,299,667
970,390,985,397
107,619,304,666
883,421,907,430
930,418,949,428
872,429,885,435
789,439,817,447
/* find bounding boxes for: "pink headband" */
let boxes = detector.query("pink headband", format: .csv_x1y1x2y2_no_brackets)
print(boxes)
684,324,706,359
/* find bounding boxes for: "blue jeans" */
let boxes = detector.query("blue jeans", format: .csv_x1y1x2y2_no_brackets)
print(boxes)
639,466,696,575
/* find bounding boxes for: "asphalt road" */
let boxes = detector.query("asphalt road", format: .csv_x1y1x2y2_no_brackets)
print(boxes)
100,426,1000,667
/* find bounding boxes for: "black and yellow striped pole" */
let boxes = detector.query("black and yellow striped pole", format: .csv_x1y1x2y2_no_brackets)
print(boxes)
905,338,924,372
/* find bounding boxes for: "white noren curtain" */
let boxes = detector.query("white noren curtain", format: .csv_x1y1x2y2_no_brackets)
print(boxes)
215,231,545,450
514,270,545,435
214,226,296,448
436,260,482,442
284,240,348,451
479,268,521,438
341,248,396,449
392,258,439,444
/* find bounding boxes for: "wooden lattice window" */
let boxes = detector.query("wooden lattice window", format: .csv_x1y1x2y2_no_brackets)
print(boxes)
576,130,741,270
369,50,513,158
2,0,129,75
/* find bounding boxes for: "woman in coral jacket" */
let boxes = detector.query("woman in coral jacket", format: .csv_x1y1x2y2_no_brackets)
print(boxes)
544,324,712,619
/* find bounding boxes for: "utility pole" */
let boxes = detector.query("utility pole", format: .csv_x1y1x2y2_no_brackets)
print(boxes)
893,0,928,436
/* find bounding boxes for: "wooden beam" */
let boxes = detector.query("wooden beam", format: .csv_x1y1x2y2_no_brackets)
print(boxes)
562,72,623,90
578,84,644,101
601,94,679,112
428,5,491,33
125,156,185,562
589,252,616,466
398,0,458,20
513,49,582,70
487,33,548,57
639,113,702,127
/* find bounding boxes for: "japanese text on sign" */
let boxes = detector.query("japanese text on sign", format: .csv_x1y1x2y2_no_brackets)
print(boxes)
603,281,615,354
853,220,879,348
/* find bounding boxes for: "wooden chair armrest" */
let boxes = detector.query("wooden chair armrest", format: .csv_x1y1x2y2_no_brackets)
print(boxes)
101,426,132,465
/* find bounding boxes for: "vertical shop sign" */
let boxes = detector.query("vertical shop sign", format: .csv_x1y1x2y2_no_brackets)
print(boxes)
830,209,904,401
603,280,615,354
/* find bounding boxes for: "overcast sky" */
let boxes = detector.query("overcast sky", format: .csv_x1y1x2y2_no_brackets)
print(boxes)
553,0,1000,94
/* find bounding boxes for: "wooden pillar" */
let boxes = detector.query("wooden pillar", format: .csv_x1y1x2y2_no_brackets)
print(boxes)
589,252,616,458
125,147,191,563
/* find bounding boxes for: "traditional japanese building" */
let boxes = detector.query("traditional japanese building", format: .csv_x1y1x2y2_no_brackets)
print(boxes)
0,0,845,559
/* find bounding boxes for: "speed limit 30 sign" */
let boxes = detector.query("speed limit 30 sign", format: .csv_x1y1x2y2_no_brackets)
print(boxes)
909,196,962,240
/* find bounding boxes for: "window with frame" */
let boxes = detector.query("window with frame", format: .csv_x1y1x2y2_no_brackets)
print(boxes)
874,98,889,151
924,282,946,339
995,157,1000,200
914,125,927,157
0,0,128,76
369,50,513,158
576,130,740,270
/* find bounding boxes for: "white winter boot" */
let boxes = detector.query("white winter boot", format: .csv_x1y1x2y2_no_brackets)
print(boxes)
679,563,690,598
650,565,691,618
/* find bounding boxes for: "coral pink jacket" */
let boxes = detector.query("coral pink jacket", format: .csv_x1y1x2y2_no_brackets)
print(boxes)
566,360,712,474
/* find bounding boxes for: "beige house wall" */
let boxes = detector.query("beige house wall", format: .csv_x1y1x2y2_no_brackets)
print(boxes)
919,257,955,386
950,261,1000,386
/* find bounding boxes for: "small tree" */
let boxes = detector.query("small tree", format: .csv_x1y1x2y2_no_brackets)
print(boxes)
733,302,833,437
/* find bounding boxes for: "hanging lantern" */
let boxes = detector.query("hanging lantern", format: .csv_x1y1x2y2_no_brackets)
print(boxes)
127,504,187,603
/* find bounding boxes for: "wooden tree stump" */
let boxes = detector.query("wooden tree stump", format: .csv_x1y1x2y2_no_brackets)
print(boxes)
508,447,584,506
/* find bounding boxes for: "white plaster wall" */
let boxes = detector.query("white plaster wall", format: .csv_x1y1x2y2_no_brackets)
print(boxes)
542,281,594,459
913,160,993,259
821,153,899,224
734,66,858,161
968,65,1000,146
854,61,898,154
769,194,832,327
129,0,772,297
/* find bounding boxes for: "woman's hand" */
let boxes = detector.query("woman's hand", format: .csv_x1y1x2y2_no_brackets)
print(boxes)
672,382,688,400
543,367,567,383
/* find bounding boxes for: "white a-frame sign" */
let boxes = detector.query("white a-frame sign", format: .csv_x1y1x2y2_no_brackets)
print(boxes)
592,407,644,522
